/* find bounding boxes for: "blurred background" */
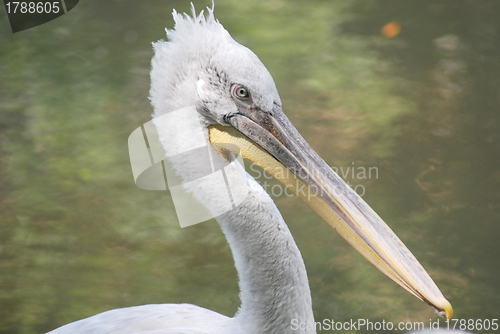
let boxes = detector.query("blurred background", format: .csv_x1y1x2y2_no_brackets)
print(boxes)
1,0,499,333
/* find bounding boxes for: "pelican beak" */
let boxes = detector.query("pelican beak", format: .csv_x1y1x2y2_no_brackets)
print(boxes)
208,103,452,319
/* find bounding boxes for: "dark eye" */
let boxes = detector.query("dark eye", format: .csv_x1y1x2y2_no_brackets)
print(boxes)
231,84,251,101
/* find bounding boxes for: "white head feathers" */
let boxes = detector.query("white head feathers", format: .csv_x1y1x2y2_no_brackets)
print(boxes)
167,4,232,51
149,4,280,124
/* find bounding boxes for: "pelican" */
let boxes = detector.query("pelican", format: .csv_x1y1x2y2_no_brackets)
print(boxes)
47,5,453,334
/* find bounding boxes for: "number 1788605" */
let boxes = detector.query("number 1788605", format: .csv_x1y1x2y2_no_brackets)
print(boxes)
5,2,61,14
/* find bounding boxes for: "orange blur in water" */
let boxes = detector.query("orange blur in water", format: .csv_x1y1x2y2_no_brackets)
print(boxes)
381,21,401,38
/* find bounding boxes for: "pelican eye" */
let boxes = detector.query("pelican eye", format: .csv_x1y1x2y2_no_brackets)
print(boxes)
231,84,251,102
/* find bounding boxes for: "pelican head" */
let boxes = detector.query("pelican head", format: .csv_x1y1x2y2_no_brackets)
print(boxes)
150,5,452,320
150,6,279,124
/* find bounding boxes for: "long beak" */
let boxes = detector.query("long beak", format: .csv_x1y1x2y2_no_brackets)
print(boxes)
208,103,452,319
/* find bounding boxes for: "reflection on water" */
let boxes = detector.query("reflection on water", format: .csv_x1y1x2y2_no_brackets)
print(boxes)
0,0,499,333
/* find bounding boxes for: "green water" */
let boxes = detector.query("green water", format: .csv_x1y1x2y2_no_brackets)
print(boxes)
1,1,499,333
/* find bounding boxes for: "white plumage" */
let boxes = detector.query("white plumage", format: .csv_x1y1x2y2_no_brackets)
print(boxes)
49,6,313,334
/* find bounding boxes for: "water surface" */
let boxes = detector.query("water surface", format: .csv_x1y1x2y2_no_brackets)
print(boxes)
1,1,499,333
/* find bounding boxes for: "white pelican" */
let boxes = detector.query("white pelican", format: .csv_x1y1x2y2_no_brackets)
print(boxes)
47,5,453,334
